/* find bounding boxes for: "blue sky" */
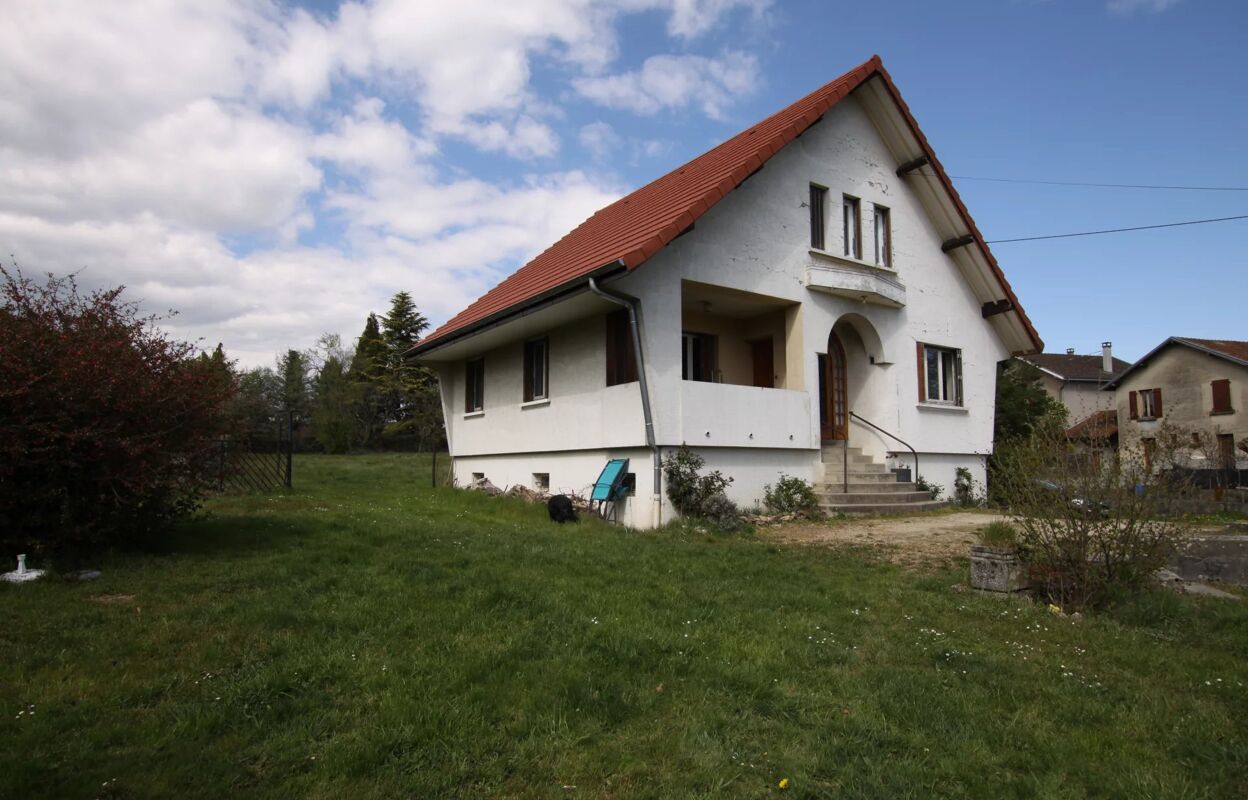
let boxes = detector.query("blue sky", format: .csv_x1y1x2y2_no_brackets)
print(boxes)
2,0,1244,365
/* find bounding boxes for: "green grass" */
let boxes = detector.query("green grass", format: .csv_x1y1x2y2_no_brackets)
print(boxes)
3,454,1247,799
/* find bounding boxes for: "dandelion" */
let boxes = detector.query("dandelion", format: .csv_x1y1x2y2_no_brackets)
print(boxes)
1048,604,1062,616
778,777,790,790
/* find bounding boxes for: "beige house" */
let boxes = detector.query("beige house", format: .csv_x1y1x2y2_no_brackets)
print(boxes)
1105,337,1248,474
1019,346,1129,427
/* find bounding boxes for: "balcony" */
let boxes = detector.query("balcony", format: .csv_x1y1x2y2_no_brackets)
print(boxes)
805,249,905,308
681,380,813,449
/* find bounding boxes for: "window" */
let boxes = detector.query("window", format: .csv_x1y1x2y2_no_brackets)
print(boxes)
1130,388,1162,420
917,342,962,405
464,358,484,413
842,194,861,259
809,184,828,250
873,204,891,267
1211,378,1234,414
605,309,638,386
681,331,718,382
533,473,550,491
523,338,548,402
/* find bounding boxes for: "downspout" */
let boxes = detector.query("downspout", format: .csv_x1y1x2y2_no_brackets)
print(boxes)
587,277,662,528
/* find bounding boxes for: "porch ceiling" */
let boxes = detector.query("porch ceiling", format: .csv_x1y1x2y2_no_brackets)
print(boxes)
680,279,795,319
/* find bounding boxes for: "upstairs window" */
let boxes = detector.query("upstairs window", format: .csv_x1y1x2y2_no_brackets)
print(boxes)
464,358,485,413
523,338,549,402
809,184,828,250
605,309,638,386
1129,388,1162,420
842,194,861,259
682,331,718,382
873,204,891,267
1211,378,1234,414
917,342,962,405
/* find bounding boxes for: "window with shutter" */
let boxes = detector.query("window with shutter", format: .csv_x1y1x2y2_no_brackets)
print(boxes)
809,185,827,250
1211,378,1233,414
605,309,637,387
918,342,963,405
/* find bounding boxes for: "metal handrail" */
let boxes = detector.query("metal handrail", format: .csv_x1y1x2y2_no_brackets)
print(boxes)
849,411,919,482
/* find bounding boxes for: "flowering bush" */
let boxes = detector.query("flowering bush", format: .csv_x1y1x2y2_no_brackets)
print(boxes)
0,268,234,554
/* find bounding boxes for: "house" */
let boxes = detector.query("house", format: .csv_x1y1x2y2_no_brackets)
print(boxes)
1104,337,1248,474
1018,345,1129,427
410,56,1043,527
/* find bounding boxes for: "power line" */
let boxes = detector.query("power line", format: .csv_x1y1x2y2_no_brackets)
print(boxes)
914,169,1248,192
986,214,1248,244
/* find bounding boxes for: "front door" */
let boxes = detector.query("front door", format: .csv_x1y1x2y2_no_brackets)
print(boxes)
819,332,849,441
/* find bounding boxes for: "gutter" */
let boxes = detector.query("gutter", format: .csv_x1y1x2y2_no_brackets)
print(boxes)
586,276,662,529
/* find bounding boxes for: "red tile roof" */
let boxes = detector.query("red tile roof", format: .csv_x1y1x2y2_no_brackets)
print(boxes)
1105,336,1248,388
1180,338,1248,365
1066,409,1118,442
1023,353,1131,381
415,55,1042,353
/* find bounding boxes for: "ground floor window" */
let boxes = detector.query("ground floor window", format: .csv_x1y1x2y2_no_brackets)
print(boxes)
523,338,549,401
465,358,484,412
918,343,962,405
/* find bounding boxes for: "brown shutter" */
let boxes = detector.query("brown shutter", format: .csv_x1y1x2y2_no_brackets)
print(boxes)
1128,390,1138,419
916,342,926,402
522,343,533,402
1212,379,1232,413
605,314,618,387
1153,388,1163,417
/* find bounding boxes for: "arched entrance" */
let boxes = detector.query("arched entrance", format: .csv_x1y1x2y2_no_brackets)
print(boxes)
818,331,848,441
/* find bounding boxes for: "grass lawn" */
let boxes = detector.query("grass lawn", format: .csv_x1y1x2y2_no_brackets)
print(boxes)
4,454,1247,799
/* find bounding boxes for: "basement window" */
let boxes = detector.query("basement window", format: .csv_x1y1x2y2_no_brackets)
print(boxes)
471,472,485,483
533,473,550,491
842,194,861,259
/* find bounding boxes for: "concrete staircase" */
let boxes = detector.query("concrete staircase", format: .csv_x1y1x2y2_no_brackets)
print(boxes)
817,442,947,515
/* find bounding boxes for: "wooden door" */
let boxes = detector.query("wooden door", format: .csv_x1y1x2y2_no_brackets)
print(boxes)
751,338,774,388
1218,434,1236,470
821,333,848,441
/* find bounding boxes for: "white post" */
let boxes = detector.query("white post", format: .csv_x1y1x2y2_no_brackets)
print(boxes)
16,554,26,576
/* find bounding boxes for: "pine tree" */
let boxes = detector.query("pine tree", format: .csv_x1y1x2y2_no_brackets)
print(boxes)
349,314,387,384
277,349,310,429
380,291,428,364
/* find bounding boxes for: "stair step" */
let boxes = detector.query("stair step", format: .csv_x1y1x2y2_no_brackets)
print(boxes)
816,482,918,494
820,500,951,515
819,469,895,481
820,461,889,473
818,491,934,504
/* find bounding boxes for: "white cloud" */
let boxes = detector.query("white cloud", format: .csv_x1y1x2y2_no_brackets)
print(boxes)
0,0,767,366
1106,0,1182,14
573,51,759,119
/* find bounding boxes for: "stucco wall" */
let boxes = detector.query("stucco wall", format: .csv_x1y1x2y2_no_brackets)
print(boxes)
1116,346,1248,467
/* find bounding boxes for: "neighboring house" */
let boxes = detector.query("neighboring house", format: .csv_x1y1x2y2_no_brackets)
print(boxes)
1018,346,1130,426
1104,337,1248,473
410,56,1043,528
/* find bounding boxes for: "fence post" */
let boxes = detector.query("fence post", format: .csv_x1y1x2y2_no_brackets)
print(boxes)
285,411,293,488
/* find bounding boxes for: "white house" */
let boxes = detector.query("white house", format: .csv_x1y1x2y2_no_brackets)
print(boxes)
1018,346,1129,427
410,55,1044,527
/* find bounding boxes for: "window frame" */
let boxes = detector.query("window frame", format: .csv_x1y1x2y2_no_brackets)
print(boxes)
464,357,485,413
681,331,718,383
809,184,828,250
522,337,549,402
1211,378,1234,414
916,342,963,406
873,204,891,267
842,194,861,259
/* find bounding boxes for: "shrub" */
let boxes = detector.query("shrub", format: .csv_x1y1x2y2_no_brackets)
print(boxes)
764,474,819,516
915,475,944,500
954,467,982,507
0,268,234,555
992,424,1189,611
978,521,1018,549
663,445,741,529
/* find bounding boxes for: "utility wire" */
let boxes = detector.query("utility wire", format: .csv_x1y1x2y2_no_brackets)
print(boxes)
946,174,1248,192
986,214,1248,244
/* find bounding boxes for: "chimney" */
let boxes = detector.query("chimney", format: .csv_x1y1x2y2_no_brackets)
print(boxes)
1066,348,1075,355
1102,341,1113,374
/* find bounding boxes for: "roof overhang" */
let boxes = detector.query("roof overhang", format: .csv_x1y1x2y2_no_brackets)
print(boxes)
1105,337,1248,389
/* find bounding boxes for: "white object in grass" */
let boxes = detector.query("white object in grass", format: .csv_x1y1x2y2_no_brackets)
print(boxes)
2,554,45,583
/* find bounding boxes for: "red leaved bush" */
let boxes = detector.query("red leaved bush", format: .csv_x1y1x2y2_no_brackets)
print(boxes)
0,267,234,555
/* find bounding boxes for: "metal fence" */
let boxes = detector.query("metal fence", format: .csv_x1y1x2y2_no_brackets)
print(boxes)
215,414,293,493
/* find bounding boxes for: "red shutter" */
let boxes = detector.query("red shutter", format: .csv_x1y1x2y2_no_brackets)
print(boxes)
1128,391,1138,420
1212,379,1232,413
1153,388,1163,417
916,342,926,402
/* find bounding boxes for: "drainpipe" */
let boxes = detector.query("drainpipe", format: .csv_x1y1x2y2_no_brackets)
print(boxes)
587,277,662,528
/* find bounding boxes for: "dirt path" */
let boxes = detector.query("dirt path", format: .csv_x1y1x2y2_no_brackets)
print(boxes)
764,511,1007,569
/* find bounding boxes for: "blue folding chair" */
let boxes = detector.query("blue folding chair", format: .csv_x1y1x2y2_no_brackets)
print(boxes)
590,458,630,522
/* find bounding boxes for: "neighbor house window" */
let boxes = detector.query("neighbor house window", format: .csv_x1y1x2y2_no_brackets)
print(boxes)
605,309,638,386
809,184,828,250
523,337,548,402
682,331,718,382
842,194,861,259
1211,378,1233,414
916,342,962,405
464,358,485,413
1130,388,1162,420
873,204,891,267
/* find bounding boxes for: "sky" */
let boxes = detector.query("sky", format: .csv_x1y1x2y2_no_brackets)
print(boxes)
2,0,1245,367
